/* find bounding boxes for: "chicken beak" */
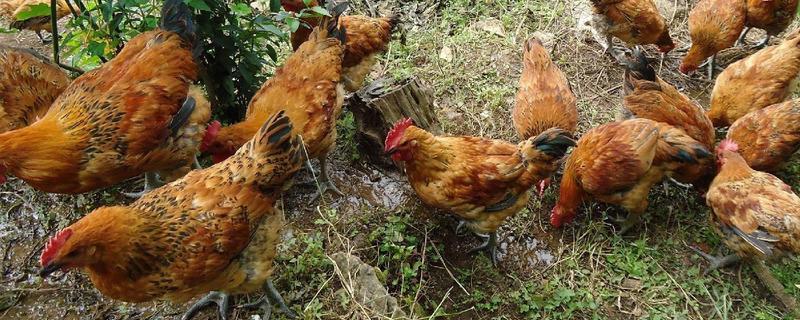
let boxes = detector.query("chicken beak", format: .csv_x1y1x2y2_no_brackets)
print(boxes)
39,262,62,278
385,147,397,155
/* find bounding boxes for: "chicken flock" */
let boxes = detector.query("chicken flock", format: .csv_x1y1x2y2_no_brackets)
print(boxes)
1,0,800,317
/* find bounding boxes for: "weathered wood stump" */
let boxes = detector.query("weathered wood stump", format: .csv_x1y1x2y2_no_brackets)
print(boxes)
348,76,440,168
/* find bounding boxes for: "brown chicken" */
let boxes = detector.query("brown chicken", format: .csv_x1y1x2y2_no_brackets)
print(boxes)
738,0,799,47
622,49,716,188
201,9,345,197
550,119,712,233
0,0,208,194
281,0,398,92
680,0,746,77
0,44,70,133
512,36,577,195
727,99,800,172
589,0,675,60
39,111,303,320
6,0,77,43
384,118,575,264
692,139,800,311
708,29,800,127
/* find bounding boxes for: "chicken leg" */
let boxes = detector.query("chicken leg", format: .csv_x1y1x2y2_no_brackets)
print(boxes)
35,30,52,44
309,156,343,201
468,232,499,266
239,279,298,320
735,27,753,47
612,211,642,235
689,245,740,275
182,291,231,320
123,172,162,198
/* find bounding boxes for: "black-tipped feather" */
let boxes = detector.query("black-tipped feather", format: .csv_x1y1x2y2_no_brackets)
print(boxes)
159,0,198,56
623,48,656,94
168,97,195,137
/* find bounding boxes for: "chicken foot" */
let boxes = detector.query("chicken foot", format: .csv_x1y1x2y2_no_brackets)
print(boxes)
181,291,231,320
239,279,298,320
751,261,799,314
308,156,343,201
468,232,499,266
688,245,741,275
35,30,53,44
611,212,642,235
697,55,718,79
122,172,162,198
735,27,771,48
735,27,753,47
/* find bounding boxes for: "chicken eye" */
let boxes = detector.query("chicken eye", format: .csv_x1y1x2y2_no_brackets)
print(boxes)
66,250,80,258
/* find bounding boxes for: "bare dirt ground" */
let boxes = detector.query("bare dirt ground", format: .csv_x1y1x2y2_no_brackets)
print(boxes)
1,0,800,319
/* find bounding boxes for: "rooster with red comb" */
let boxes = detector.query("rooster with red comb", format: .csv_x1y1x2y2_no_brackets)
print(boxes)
384,118,575,265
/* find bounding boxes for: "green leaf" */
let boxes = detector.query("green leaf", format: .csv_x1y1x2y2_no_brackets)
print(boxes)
87,41,106,57
269,0,281,12
231,3,252,16
14,3,51,21
186,0,211,11
303,0,312,5
286,16,300,32
309,6,328,16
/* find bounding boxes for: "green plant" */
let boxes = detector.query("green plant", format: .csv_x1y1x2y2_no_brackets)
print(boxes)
370,214,425,299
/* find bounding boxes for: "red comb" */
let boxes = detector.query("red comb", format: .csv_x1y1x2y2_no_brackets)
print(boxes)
384,118,413,152
717,139,739,153
40,228,73,266
200,121,222,152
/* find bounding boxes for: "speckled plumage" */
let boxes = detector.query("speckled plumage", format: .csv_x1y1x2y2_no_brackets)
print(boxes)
0,44,69,133
40,111,303,303
680,0,746,73
707,151,800,260
512,37,577,140
203,20,345,163
727,99,800,172
282,0,397,92
552,119,711,227
0,1,207,194
708,30,800,127
390,125,574,234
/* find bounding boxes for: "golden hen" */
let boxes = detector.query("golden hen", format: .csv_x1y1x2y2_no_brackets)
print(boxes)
622,49,716,189
680,0,746,77
738,0,799,47
727,99,800,172
0,0,209,194
385,118,575,264
512,36,577,196
281,0,398,92
551,119,712,234
692,139,800,311
589,0,675,60
201,8,346,197
39,111,303,320
708,29,800,127
0,44,70,133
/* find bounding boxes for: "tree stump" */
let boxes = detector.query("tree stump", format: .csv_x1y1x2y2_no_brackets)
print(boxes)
348,76,440,168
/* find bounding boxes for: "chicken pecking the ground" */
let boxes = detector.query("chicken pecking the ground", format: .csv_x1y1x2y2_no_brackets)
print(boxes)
550,119,712,234
727,99,800,173
5,0,78,43
201,6,346,199
737,0,799,47
385,118,575,265
588,0,675,61
281,0,399,92
0,44,70,134
680,0,746,78
707,29,800,127
0,0,209,195
38,110,304,320
622,49,716,190
512,36,577,196
691,139,800,312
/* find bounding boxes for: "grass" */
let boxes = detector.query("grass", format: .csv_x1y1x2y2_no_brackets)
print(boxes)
1,0,799,319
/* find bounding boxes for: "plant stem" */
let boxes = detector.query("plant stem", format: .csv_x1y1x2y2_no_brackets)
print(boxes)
50,0,59,64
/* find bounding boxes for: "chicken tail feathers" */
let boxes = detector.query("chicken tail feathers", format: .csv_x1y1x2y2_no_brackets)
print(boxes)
622,48,656,93
522,128,576,161
160,0,197,51
657,126,712,164
167,96,195,137
241,110,304,188
323,2,348,44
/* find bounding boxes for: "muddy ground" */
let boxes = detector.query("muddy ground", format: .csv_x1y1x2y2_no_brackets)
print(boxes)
1,0,800,319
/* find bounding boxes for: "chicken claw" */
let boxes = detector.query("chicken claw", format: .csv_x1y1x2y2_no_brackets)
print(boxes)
611,213,642,235
182,291,231,320
468,232,499,266
122,172,162,198
309,157,343,201
239,280,297,320
688,245,741,275
455,221,468,235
